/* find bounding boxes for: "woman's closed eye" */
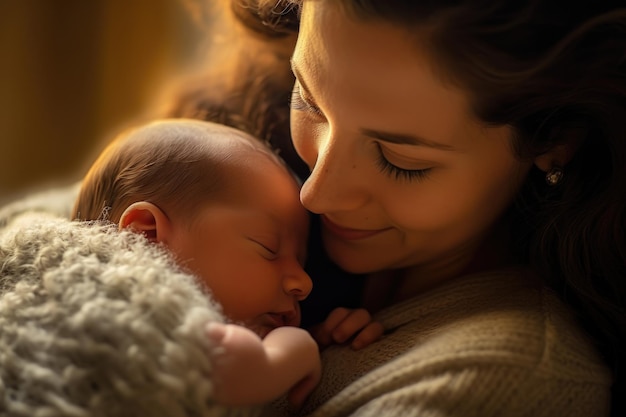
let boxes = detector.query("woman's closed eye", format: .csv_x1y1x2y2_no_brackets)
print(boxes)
289,82,323,116
375,143,432,182
290,79,431,183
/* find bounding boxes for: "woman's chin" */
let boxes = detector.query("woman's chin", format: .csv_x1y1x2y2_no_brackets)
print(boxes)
321,226,402,274
327,246,390,275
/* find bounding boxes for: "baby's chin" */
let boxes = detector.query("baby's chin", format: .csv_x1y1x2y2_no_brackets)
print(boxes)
239,321,276,339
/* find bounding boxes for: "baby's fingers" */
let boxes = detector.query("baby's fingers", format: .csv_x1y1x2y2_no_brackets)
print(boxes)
330,308,373,344
351,321,385,350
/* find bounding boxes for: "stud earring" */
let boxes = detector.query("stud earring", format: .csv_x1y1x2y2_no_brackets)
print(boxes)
545,167,564,186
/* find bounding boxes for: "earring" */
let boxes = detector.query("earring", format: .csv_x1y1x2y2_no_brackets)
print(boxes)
545,167,564,186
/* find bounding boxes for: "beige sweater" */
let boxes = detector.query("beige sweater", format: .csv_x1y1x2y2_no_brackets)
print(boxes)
266,269,611,417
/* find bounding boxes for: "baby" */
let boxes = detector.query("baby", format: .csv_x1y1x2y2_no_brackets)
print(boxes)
72,119,383,408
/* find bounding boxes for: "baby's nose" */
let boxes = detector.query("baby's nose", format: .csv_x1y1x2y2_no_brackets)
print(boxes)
283,264,313,301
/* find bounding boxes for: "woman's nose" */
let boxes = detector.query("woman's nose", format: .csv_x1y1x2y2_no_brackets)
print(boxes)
299,132,367,214
283,264,313,301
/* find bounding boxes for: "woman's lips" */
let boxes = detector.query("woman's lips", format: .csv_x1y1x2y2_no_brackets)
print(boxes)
321,215,390,241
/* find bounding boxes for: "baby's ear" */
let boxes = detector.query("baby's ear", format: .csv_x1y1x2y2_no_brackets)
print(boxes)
119,201,172,243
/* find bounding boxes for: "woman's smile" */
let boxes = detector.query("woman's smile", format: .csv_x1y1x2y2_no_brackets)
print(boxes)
321,215,392,241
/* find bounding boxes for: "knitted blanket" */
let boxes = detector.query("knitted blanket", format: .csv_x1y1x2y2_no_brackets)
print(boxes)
0,189,260,417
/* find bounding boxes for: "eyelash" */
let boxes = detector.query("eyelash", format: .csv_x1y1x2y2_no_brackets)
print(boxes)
289,83,323,116
290,82,430,183
375,143,432,182
250,239,278,259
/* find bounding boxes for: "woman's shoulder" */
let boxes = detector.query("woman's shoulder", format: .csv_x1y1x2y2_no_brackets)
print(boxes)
389,267,609,373
291,268,611,417
383,267,611,387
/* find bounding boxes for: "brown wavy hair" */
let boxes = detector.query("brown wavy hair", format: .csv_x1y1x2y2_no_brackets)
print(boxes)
162,0,306,178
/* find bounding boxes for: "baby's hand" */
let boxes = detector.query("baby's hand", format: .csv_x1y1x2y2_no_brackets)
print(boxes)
310,307,384,350
206,322,269,406
206,323,320,408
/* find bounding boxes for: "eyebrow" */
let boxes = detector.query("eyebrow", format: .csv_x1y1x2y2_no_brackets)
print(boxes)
291,59,455,151
361,129,456,150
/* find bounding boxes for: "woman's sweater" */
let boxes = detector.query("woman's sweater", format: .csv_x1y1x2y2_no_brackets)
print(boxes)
266,268,611,417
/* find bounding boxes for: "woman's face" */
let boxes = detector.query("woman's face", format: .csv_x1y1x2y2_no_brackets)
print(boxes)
290,2,533,276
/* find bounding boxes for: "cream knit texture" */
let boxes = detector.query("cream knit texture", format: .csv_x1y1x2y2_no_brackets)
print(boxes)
266,270,612,417
0,208,257,417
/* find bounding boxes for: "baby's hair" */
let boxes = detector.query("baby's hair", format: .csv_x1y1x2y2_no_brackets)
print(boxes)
72,119,272,225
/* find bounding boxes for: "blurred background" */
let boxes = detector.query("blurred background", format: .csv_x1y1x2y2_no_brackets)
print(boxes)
0,0,202,205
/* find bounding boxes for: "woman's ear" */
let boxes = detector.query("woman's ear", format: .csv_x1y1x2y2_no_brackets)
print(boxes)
119,201,172,243
533,128,585,172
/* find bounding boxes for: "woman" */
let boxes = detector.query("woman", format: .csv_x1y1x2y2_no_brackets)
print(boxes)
247,0,624,415
1,0,623,415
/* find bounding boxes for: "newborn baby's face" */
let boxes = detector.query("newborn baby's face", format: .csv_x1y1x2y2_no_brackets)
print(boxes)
169,136,312,337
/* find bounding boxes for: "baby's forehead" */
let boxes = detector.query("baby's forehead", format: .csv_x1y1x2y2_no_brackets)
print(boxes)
209,128,288,169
